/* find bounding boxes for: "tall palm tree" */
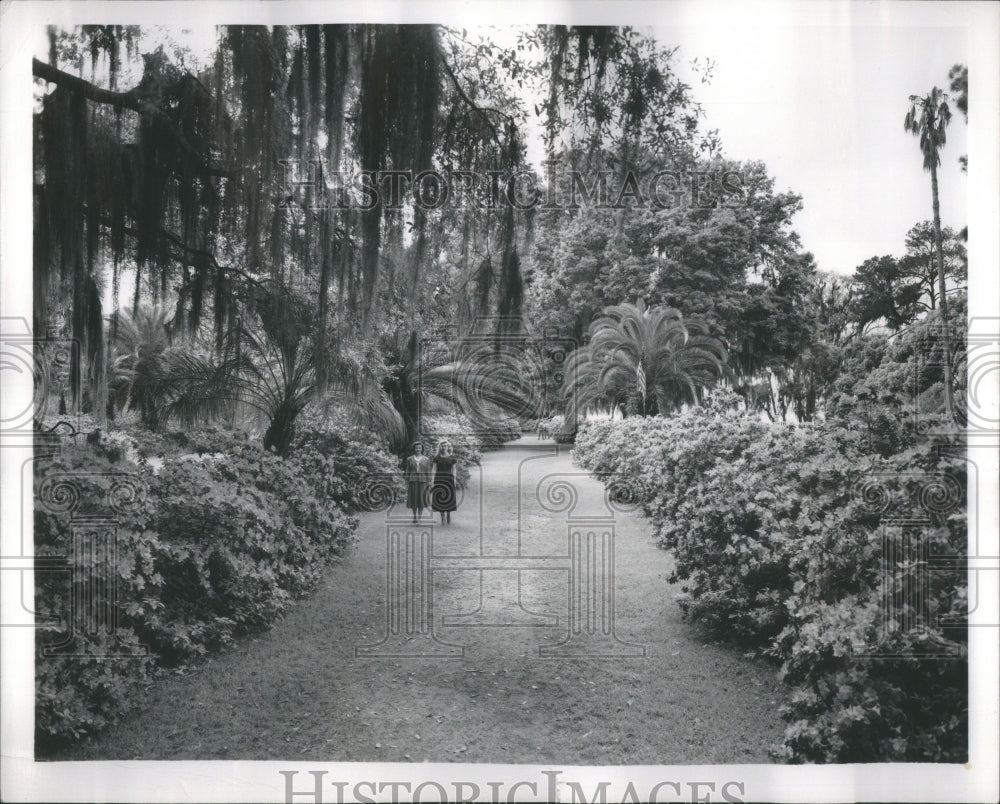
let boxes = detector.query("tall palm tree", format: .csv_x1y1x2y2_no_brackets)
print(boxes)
563,300,728,419
905,87,955,420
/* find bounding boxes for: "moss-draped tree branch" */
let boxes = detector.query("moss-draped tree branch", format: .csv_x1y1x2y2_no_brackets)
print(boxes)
32,57,235,178
437,50,515,150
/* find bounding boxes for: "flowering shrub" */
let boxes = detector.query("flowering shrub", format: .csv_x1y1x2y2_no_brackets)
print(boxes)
572,407,967,762
536,414,565,432
293,427,405,508
154,424,259,457
770,436,967,762
34,452,158,747
34,437,359,751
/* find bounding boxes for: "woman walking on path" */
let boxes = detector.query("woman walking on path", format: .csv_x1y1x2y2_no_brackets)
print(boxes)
404,441,432,523
430,440,458,524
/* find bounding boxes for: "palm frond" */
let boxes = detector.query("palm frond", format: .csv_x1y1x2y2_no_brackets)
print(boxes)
563,300,726,416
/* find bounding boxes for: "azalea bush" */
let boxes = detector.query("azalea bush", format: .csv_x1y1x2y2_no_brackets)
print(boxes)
34,453,159,746
162,425,259,457
572,399,967,762
770,432,967,762
35,437,360,751
535,414,566,434
541,413,575,444
293,427,405,508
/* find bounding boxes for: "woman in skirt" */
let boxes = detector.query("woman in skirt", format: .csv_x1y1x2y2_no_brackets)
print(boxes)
430,440,458,524
404,441,432,523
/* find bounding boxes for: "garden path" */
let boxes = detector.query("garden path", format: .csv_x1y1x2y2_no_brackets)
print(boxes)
58,435,786,763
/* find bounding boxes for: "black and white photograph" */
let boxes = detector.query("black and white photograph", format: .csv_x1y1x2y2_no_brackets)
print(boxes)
1,1,998,802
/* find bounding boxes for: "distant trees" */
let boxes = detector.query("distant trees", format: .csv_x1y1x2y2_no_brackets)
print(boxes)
843,223,965,340
899,222,966,310
525,154,818,419
948,64,968,173
34,24,727,445
32,27,970,438
848,256,920,335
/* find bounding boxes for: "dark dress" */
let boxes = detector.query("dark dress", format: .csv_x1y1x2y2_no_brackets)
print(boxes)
405,454,431,510
431,455,458,512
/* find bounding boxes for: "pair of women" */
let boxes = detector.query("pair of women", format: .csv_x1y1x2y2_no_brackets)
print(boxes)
404,440,459,524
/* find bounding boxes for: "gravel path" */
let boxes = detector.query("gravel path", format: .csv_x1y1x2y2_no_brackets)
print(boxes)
56,436,786,763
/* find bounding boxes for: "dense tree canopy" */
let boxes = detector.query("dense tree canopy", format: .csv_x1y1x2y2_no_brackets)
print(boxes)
32,28,969,439
33,24,722,436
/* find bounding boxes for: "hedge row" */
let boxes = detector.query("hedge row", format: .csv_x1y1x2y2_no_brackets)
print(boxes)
572,401,967,762
33,427,400,751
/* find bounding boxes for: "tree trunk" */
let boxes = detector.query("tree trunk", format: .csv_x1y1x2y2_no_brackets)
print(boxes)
263,400,301,456
930,164,956,423
388,375,420,455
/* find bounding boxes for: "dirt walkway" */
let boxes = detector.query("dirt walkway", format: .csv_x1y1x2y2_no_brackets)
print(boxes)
57,436,786,763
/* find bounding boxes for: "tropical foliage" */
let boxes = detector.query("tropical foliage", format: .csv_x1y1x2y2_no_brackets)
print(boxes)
904,86,956,419
563,300,727,419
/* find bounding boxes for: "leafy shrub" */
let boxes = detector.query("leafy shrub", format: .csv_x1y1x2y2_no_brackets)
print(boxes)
35,631,154,748
34,449,158,749
293,427,404,510
34,435,359,750
770,436,967,762
536,414,565,433
472,412,522,449
106,424,256,465
572,407,967,762
535,413,575,442
162,425,258,456
148,449,355,647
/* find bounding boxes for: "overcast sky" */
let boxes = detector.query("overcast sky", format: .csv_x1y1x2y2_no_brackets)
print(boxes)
662,19,968,275
487,14,968,277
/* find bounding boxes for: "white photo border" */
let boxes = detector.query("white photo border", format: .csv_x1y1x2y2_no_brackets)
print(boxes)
2,1,997,802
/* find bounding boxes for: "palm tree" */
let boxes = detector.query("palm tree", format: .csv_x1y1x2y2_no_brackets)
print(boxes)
108,304,175,429
158,282,403,455
905,87,955,420
563,300,728,419
381,329,537,453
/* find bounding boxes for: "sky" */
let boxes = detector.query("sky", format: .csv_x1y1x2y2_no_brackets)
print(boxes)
659,20,968,275
489,10,969,277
